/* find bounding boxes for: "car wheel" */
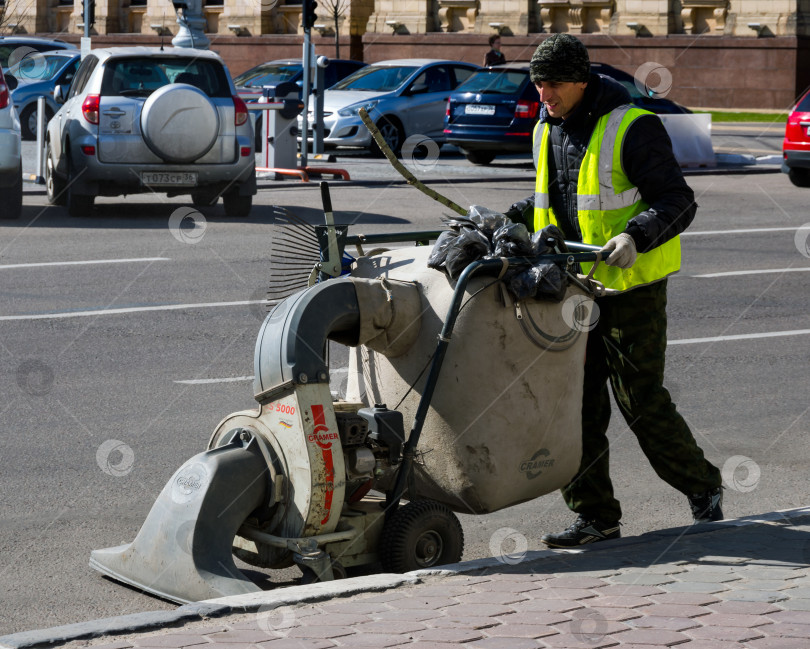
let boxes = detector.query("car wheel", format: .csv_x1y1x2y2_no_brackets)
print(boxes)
66,154,94,217
372,117,404,158
223,191,252,217
191,191,218,207
45,141,66,206
788,167,810,188
465,151,496,165
20,104,54,141
0,162,22,219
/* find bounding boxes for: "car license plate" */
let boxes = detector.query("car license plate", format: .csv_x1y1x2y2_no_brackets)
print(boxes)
465,104,496,116
141,171,198,186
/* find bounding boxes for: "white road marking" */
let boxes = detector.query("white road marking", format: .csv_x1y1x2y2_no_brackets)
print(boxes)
0,257,170,270
693,268,810,278
0,300,263,321
682,227,799,236
670,329,810,345
175,367,350,385
175,376,254,385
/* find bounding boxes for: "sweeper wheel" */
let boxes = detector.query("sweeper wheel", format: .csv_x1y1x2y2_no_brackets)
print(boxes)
379,500,464,572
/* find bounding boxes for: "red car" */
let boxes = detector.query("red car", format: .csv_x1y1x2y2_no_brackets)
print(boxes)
783,88,810,187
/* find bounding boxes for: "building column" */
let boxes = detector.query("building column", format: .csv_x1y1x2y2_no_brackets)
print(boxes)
366,0,438,34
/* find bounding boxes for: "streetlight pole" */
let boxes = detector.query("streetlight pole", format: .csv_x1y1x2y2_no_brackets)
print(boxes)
171,0,210,50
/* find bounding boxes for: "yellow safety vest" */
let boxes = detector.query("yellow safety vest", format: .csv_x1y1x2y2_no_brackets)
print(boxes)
532,105,681,292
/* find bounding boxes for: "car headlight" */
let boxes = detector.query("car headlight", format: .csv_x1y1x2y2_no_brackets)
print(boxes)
338,100,379,117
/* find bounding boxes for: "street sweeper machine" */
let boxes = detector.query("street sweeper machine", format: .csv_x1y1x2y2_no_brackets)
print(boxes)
89,114,608,605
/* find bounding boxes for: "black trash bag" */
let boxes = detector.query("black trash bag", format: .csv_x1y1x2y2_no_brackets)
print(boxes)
531,224,568,255
427,229,460,270
493,222,532,258
508,262,567,302
468,205,510,239
445,228,490,279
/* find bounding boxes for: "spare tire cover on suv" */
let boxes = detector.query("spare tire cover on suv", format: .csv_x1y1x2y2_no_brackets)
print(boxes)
141,84,220,163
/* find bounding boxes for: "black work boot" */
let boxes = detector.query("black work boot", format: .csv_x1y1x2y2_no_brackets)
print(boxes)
540,515,621,548
688,486,724,523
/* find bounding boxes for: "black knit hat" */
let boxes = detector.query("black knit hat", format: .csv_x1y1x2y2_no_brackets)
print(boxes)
530,34,590,84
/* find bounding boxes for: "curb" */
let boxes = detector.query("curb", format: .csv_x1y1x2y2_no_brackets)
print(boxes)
3,506,808,649
0,575,417,649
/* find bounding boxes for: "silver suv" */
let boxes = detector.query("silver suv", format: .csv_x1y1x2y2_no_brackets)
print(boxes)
0,66,22,220
45,47,256,217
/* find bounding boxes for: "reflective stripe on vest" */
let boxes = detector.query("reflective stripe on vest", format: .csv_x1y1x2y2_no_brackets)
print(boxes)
532,105,681,292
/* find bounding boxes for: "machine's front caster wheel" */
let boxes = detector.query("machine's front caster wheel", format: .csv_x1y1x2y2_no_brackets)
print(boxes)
299,559,347,584
380,500,464,572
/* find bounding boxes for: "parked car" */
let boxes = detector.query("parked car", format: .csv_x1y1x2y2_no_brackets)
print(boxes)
0,36,76,72
301,59,480,156
234,58,366,99
0,66,22,219
782,88,810,187
45,47,256,217
591,62,692,115
444,63,539,165
444,62,692,165
8,50,81,140
234,58,365,150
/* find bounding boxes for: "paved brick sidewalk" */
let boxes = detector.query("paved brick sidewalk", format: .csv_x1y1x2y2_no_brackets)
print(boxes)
42,510,809,649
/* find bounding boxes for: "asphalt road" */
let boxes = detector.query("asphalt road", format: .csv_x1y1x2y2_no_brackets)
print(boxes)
1,133,808,634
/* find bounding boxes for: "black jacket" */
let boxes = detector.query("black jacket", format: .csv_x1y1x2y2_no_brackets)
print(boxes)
506,74,696,253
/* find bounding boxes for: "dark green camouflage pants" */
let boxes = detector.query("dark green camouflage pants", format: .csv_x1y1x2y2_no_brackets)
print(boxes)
562,279,722,523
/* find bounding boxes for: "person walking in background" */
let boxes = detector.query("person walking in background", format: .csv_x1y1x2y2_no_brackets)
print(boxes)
504,34,724,548
484,35,506,67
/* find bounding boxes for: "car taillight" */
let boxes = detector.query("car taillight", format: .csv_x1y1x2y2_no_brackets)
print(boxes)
82,94,100,124
0,80,9,110
515,100,539,119
446,100,451,118
233,95,248,126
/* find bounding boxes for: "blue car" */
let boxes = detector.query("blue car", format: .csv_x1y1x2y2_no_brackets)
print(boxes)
444,63,539,165
8,49,80,140
444,62,692,165
234,58,366,150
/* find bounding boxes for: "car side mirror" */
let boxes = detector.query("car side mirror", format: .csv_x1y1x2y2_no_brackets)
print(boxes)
53,84,67,104
5,74,18,91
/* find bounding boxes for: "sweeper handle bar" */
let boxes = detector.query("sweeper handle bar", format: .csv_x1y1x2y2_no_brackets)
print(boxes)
344,230,605,255
387,249,601,514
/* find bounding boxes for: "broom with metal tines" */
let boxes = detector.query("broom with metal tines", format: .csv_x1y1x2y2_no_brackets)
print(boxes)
266,205,322,306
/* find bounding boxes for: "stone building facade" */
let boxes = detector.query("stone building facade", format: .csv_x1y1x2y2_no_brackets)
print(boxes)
4,0,808,38
1,0,808,108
